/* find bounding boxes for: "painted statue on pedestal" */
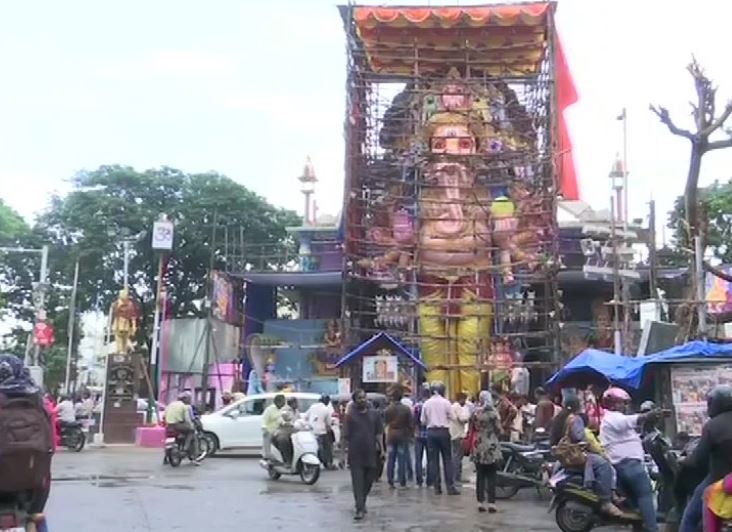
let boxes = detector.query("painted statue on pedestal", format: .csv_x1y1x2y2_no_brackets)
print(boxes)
357,68,551,396
111,289,140,354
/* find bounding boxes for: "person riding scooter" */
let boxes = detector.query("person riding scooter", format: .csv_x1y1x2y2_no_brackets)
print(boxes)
678,384,732,532
272,402,310,466
600,387,664,532
551,395,625,518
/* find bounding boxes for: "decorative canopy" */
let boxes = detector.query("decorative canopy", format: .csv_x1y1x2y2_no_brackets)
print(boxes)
341,3,553,77
335,332,427,369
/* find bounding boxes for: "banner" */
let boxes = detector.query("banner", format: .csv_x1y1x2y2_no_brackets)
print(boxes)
362,355,398,383
671,365,732,435
706,266,732,315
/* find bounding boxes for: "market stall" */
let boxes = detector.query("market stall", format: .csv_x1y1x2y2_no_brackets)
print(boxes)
546,341,732,437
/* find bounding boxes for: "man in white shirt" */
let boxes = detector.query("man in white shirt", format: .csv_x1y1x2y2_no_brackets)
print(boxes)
306,394,334,469
600,387,658,532
450,392,471,483
57,395,76,424
421,382,458,495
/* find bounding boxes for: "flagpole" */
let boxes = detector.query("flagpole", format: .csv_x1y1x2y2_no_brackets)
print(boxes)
621,108,628,228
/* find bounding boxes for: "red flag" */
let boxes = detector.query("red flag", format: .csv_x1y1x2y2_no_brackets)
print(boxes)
555,35,579,201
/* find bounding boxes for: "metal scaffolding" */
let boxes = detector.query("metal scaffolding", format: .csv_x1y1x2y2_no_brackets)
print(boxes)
339,3,562,392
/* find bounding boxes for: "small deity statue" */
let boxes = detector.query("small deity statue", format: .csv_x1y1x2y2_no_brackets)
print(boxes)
324,319,343,351
263,356,277,392
111,289,140,354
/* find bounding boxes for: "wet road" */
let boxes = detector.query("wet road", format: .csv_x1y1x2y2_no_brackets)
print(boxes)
48,447,573,531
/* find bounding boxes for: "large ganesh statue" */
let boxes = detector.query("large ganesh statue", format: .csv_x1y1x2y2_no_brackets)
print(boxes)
357,68,552,396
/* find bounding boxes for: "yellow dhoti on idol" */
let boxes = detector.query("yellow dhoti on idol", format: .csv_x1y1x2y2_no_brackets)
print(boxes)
418,273,493,398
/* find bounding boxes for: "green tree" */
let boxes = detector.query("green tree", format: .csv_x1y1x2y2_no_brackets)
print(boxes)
0,199,37,332
670,179,732,265
36,166,300,349
0,199,29,242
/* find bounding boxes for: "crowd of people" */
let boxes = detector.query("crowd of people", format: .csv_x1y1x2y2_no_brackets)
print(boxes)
337,381,544,520
322,379,732,530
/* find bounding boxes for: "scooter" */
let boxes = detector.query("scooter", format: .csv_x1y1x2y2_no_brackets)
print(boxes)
260,429,321,485
548,468,646,532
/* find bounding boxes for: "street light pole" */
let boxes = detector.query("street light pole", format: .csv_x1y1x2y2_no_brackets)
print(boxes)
123,240,130,291
64,259,80,393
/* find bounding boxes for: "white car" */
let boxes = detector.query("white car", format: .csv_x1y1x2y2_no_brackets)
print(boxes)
200,392,321,455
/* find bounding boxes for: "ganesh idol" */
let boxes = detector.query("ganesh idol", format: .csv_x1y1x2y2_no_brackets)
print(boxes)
357,68,549,397
416,91,495,396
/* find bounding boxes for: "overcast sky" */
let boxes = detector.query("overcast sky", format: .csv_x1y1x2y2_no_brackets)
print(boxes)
2,0,732,245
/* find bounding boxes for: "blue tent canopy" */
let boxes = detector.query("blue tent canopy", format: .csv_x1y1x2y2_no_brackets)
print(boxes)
619,341,732,389
335,332,426,370
546,341,732,391
545,349,640,390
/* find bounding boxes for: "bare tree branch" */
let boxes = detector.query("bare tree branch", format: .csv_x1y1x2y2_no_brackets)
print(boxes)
701,101,732,137
707,138,732,151
649,104,694,139
704,261,732,282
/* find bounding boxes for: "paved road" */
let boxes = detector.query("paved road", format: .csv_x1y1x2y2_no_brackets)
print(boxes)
48,447,573,531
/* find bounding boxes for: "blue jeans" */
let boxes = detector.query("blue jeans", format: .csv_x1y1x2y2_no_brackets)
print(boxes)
586,454,614,503
406,442,414,481
679,474,713,532
387,440,409,486
615,459,658,532
427,428,455,492
415,437,432,486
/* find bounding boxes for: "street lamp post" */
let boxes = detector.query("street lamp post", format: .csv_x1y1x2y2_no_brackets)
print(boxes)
298,156,317,225
149,214,174,420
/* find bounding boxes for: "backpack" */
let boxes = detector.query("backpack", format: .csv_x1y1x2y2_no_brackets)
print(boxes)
0,393,54,493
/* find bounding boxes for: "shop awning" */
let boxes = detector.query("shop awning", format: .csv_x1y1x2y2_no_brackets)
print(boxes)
335,332,427,369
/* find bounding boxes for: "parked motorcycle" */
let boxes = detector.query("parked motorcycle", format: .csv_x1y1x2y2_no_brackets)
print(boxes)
259,430,321,485
59,421,85,452
496,441,553,500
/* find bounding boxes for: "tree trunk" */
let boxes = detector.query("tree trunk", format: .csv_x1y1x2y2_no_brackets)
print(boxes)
684,144,703,242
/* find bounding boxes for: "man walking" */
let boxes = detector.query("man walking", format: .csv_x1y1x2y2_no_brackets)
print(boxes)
261,394,285,460
343,389,384,521
385,385,414,488
306,394,335,469
421,382,458,495
450,392,470,484
413,385,432,487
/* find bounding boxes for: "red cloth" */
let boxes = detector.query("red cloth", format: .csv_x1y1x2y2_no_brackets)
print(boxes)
555,36,579,201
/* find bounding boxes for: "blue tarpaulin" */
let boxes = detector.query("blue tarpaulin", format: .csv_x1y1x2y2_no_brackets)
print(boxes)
546,341,732,390
619,340,732,389
545,349,639,390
